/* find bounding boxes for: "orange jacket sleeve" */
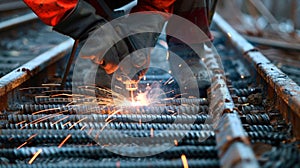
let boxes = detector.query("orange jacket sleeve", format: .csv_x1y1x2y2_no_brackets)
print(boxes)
23,0,78,26
131,0,175,18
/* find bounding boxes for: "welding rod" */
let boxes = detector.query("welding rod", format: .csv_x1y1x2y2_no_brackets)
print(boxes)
61,39,79,89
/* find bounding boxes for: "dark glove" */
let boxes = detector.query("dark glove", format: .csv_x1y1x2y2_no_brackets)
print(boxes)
108,13,166,82
54,0,166,81
77,22,129,74
53,0,128,74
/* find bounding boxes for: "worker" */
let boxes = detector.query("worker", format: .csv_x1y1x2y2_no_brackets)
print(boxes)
23,0,216,90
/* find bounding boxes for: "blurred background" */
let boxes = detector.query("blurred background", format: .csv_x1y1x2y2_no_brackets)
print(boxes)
218,0,300,36
217,0,300,85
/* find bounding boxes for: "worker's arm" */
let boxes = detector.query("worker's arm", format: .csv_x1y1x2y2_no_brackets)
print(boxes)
23,0,165,81
23,0,125,75
23,0,104,40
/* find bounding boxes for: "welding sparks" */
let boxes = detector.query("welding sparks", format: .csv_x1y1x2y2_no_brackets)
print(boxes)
164,77,173,86
115,84,163,107
31,107,61,115
227,32,232,37
102,118,116,131
16,132,37,149
21,113,64,130
28,149,42,164
130,92,151,106
51,116,69,126
16,120,27,126
116,161,121,168
174,140,178,146
88,128,94,135
58,134,72,148
68,117,86,130
32,113,63,124
129,88,166,106
78,83,168,109
80,125,87,130
168,79,174,85
94,118,116,141
181,154,189,168
150,128,154,138
166,51,170,60
105,110,122,122
62,121,71,127
17,142,28,149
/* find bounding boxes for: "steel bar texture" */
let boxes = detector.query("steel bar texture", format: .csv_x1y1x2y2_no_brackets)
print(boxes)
0,13,38,31
0,159,220,168
6,114,210,124
214,13,300,139
0,39,74,97
20,104,209,115
0,9,299,168
0,146,217,159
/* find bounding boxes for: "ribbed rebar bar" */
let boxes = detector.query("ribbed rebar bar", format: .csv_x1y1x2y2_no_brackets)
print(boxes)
230,80,252,89
34,97,104,105
5,122,213,131
232,97,248,104
237,105,266,114
247,131,288,143
0,146,217,159
244,125,275,132
241,114,270,125
161,98,209,105
7,114,211,124
262,143,300,168
21,104,209,115
230,88,262,97
0,129,216,146
33,96,209,105
0,158,220,168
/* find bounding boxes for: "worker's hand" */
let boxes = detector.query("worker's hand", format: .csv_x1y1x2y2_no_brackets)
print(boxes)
79,25,129,74
115,48,150,83
53,0,166,82
78,13,166,83
80,31,150,82
78,24,151,79
52,0,130,75
107,13,166,82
